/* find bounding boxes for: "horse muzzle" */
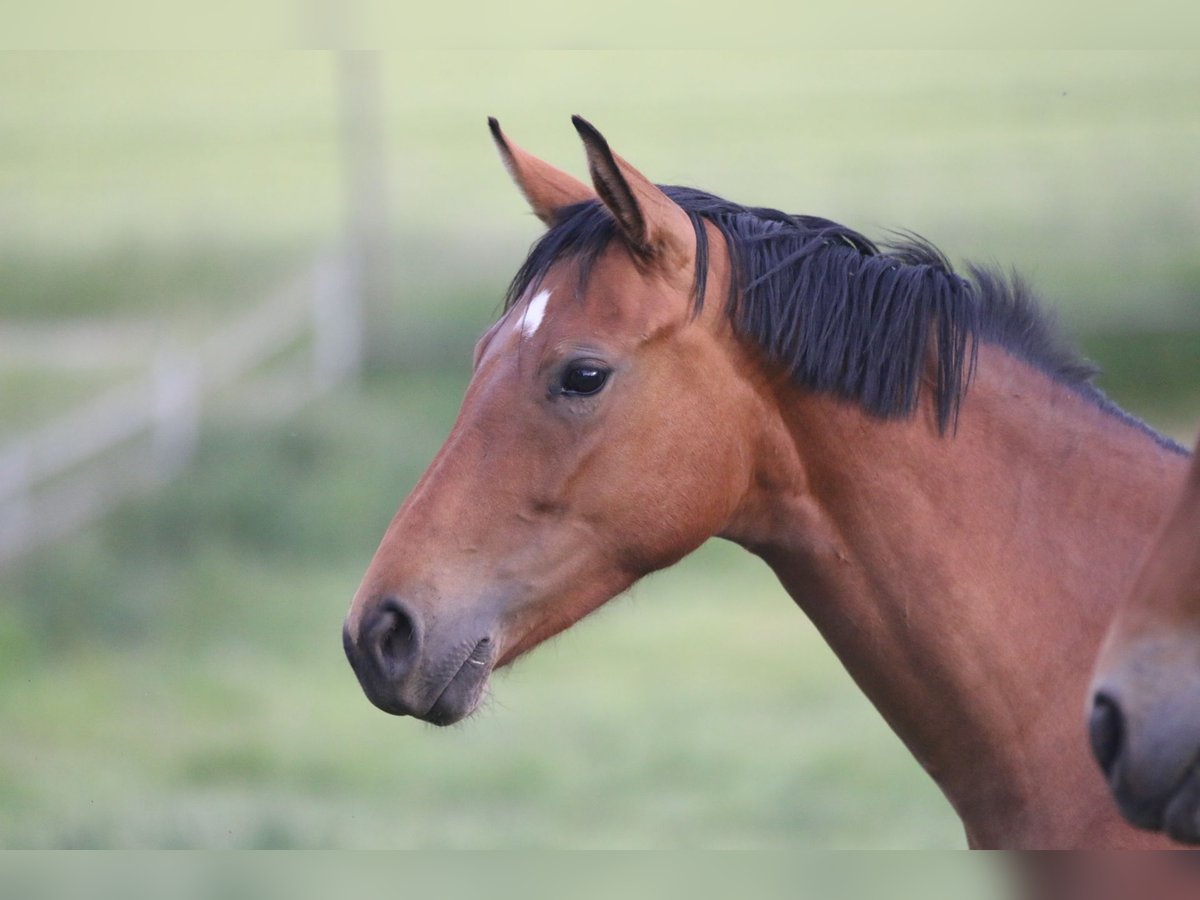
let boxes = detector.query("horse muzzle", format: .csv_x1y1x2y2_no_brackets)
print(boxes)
1089,687,1200,843
343,596,497,726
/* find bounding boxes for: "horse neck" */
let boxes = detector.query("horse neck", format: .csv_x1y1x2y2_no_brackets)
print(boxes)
721,344,1189,848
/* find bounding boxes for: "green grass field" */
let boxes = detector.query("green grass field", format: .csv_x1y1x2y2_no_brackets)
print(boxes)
0,51,1197,849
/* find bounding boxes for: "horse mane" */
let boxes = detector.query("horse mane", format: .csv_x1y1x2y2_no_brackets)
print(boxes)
503,186,1167,442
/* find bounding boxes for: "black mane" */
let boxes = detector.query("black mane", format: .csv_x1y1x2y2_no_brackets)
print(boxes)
503,186,1166,442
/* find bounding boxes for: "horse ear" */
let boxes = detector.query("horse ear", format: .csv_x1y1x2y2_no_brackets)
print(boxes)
571,115,693,261
489,117,595,225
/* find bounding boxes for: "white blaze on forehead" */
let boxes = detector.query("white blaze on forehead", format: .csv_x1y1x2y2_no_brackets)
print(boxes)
519,289,552,339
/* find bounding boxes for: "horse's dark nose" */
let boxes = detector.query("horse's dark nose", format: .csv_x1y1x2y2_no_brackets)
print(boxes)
1089,692,1126,779
344,594,497,725
344,597,422,697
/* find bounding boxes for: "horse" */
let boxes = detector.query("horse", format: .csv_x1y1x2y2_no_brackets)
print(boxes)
342,116,1190,848
1090,435,1200,844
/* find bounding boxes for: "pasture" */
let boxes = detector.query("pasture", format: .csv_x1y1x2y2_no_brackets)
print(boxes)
0,52,1197,849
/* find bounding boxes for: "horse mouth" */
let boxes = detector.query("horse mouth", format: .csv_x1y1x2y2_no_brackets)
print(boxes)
1130,764,1200,844
421,637,496,726
1157,769,1200,844
1108,754,1200,843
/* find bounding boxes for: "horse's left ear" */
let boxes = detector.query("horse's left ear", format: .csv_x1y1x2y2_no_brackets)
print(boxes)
571,115,694,263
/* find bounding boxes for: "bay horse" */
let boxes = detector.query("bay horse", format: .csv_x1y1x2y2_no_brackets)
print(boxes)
342,117,1190,848
1090,435,1200,844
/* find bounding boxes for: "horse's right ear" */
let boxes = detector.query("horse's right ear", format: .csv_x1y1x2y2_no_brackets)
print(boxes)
489,118,595,226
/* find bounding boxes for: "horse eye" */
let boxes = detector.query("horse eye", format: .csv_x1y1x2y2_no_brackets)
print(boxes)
561,365,609,396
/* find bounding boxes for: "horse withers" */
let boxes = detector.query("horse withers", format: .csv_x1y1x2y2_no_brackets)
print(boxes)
1090,436,1200,844
343,117,1189,848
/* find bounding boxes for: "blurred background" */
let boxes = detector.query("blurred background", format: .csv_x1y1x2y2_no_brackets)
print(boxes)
0,51,1197,850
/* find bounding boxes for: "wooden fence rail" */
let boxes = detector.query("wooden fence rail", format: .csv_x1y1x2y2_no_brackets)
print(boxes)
0,250,362,566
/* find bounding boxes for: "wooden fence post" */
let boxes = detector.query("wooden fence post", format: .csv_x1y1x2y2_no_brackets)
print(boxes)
150,344,201,479
0,443,32,563
334,50,387,379
312,251,363,393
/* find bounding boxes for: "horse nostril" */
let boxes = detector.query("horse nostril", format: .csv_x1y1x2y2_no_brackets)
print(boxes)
365,597,421,682
1089,692,1126,779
